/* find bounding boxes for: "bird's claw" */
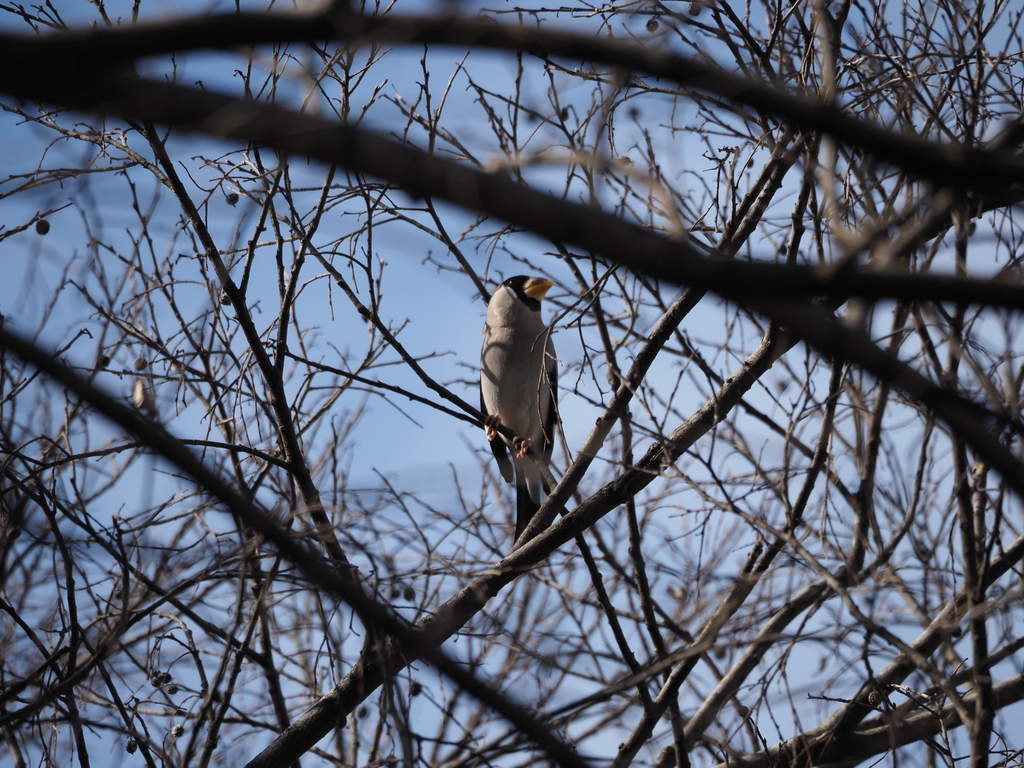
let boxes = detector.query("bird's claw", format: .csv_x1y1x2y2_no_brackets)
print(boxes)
484,414,502,442
485,415,532,458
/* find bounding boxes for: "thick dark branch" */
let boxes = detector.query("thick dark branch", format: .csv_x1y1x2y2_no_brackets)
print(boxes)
1,73,1021,315
709,669,1024,768
3,10,1024,194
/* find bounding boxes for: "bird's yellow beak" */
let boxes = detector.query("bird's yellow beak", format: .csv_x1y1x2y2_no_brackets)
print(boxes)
523,277,554,301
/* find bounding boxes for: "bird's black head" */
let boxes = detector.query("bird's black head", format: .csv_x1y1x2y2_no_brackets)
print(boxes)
502,275,553,309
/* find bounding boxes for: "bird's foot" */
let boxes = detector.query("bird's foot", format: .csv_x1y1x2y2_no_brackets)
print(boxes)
512,435,532,458
484,414,502,442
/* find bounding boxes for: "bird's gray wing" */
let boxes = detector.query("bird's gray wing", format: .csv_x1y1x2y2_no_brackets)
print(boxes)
542,333,557,464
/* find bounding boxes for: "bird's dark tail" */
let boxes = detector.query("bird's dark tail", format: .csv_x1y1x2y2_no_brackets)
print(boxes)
516,473,540,544
512,456,544,548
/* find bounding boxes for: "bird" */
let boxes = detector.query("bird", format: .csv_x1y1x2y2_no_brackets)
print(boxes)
480,275,558,545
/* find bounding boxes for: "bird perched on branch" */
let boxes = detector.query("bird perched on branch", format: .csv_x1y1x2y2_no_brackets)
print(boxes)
480,275,558,545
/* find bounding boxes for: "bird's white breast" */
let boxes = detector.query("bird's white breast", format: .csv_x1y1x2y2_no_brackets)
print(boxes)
481,289,552,444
